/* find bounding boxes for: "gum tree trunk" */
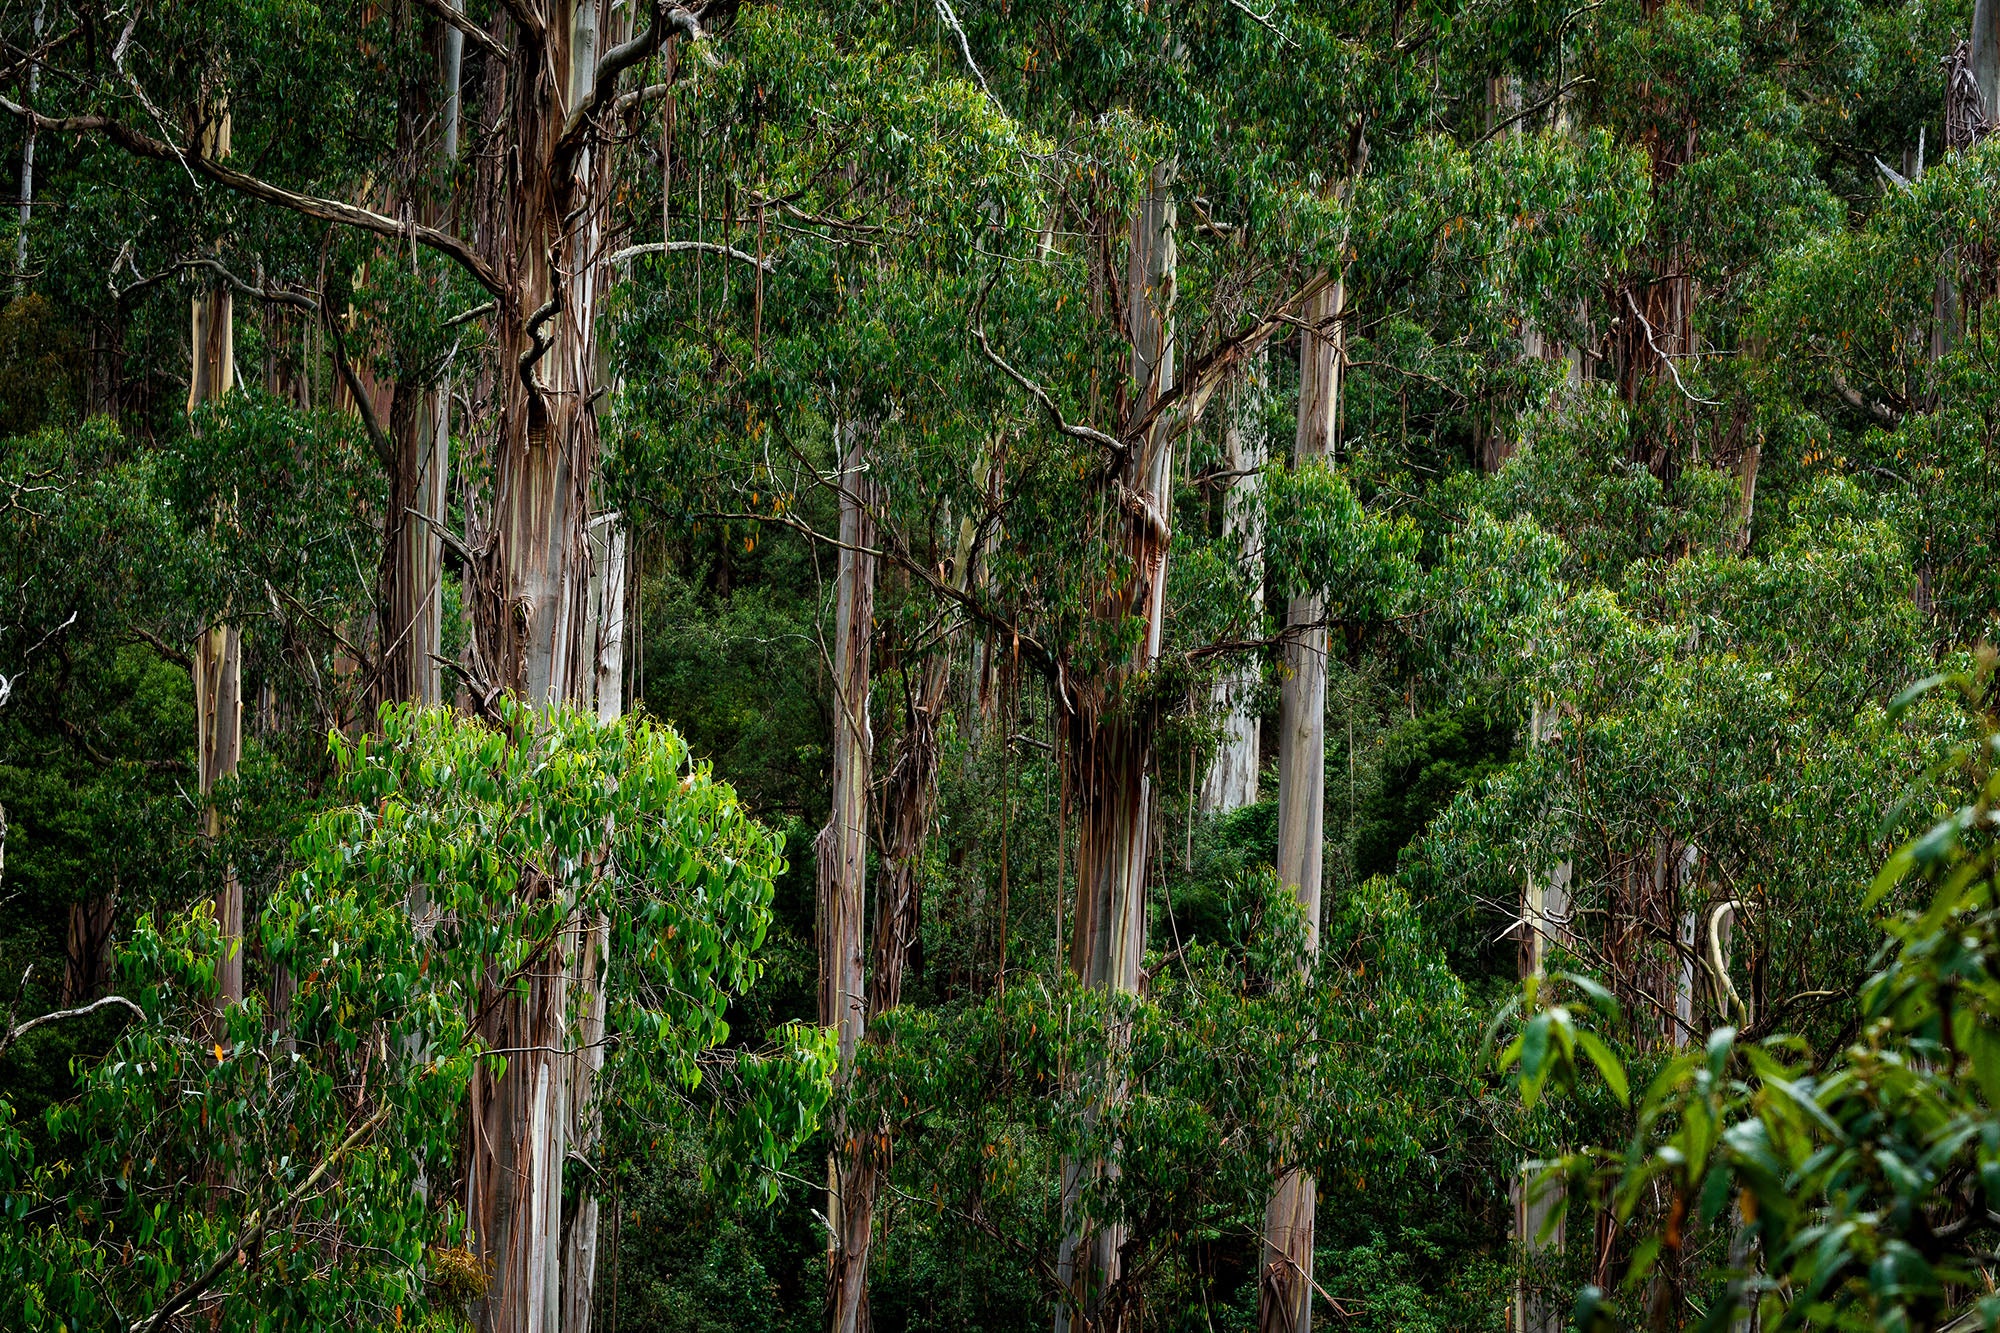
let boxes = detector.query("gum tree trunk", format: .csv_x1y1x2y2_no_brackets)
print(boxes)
1202,355,1266,813
821,422,878,1333
376,4,469,712
462,5,640,1330
13,0,44,288
1258,277,1342,1333
1056,162,1176,1333
189,105,242,1010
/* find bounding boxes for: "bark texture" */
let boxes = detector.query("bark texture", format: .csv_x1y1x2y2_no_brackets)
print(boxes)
1202,357,1266,813
1258,278,1341,1333
456,6,656,1329
1056,163,1177,1333
821,424,878,1333
188,105,242,1008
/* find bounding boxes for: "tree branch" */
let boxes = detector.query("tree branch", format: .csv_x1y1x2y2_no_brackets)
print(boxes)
554,2,706,187
0,992,143,1061
320,309,395,472
970,275,1125,459
410,0,509,59
129,1102,394,1333
606,238,774,271
1829,365,1901,428
0,98,507,296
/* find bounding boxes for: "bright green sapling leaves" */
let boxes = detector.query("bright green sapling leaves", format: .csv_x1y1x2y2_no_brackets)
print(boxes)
0,703,828,1330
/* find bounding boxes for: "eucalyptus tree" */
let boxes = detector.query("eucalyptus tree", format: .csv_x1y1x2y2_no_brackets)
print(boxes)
0,2,758,1326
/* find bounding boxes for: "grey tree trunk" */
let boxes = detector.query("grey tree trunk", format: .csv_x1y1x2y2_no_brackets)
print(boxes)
1056,163,1176,1333
821,422,878,1333
189,104,242,1010
13,1,44,288
1202,356,1266,813
1513,699,1571,1333
1258,278,1341,1333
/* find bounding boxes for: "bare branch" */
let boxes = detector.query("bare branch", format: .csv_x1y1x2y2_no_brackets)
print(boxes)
0,98,507,296
606,238,774,271
970,276,1124,458
0,992,143,1060
1830,365,1902,428
555,2,707,185
320,309,395,471
410,0,508,59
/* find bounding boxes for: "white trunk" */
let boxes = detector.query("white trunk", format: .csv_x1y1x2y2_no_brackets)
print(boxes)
1259,279,1341,1333
1202,356,1266,813
591,519,628,724
820,421,877,1328
14,1,44,287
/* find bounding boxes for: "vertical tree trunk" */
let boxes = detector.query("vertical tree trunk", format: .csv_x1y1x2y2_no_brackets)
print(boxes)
189,103,242,1010
1258,279,1341,1333
377,10,465,711
1056,162,1176,1333
462,6,634,1329
13,0,44,289
821,422,878,1333
1513,699,1572,1333
559,516,626,1333
1202,356,1266,813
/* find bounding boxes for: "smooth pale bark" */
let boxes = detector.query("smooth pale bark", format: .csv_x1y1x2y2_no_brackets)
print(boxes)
825,650,950,1333
1513,700,1572,1333
1257,279,1341,1333
189,105,242,1010
1056,164,1176,1333
1202,358,1266,813
13,1,44,287
821,424,878,1333
1973,0,2000,122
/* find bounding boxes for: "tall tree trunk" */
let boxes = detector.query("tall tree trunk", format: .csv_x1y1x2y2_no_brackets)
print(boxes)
1258,278,1341,1333
377,10,464,711
559,515,627,1333
1202,356,1266,813
1513,699,1572,1333
1056,162,1177,1333
462,6,633,1329
821,423,878,1333
13,0,44,289
189,103,242,1010
823,645,951,1333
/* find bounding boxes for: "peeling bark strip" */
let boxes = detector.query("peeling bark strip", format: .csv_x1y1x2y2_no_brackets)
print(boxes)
821,421,878,1333
1055,162,1176,1333
1259,277,1341,1333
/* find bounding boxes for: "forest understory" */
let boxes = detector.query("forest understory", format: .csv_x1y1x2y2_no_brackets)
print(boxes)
4,1,2000,1330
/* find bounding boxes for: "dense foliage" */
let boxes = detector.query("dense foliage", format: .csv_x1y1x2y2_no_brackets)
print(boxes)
1,0,1997,1329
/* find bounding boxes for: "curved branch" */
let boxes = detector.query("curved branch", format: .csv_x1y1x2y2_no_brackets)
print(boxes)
970,276,1124,458
0,98,506,296
1830,366,1902,428
410,0,508,59
0,993,143,1060
554,3,706,188
607,239,773,271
